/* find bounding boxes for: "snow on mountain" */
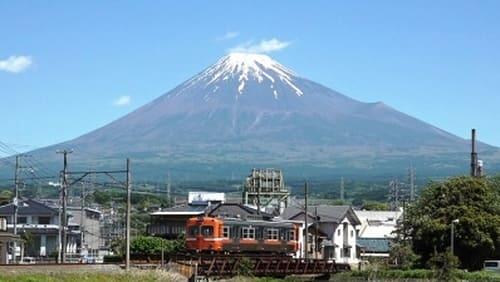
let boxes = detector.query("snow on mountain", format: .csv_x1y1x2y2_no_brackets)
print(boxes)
177,53,303,99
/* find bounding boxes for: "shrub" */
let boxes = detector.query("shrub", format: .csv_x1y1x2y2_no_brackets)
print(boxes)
103,255,123,263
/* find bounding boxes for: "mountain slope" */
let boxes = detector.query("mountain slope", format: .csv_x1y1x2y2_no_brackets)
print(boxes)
19,53,500,179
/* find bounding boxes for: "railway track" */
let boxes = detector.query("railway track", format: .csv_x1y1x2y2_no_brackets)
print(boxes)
1,255,351,279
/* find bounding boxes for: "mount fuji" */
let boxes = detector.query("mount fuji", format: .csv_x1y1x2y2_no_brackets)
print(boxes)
21,53,500,179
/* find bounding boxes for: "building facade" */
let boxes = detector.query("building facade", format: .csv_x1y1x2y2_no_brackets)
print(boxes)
0,199,63,258
281,205,361,264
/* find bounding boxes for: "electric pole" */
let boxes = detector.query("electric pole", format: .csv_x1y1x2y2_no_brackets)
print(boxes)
304,181,308,261
57,149,72,263
80,180,86,256
125,158,131,271
13,155,20,263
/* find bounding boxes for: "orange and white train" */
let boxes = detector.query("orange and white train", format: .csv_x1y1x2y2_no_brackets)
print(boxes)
186,216,299,255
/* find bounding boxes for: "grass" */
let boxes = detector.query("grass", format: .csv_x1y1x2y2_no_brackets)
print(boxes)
0,270,185,282
1,269,499,282
332,269,500,281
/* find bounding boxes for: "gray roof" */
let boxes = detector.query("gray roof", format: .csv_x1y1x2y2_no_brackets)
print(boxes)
281,205,361,225
208,203,273,220
150,204,208,215
357,238,391,253
0,198,58,216
150,203,272,220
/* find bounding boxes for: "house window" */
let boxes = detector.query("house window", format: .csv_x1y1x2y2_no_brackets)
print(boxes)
222,226,230,238
38,217,50,224
337,229,341,236
242,227,255,239
350,230,354,237
201,226,213,237
343,247,351,257
288,230,296,241
17,217,27,224
266,228,279,240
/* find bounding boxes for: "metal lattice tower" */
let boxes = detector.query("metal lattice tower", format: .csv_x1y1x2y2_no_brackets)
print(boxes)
242,168,289,214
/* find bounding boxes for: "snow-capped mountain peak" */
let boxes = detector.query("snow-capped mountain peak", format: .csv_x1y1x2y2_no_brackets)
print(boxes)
180,53,304,98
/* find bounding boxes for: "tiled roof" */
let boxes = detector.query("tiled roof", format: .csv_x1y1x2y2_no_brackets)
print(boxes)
150,204,207,215
208,203,273,220
0,198,58,216
281,205,361,225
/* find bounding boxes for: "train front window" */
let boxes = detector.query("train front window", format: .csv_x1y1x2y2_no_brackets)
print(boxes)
242,227,255,239
266,228,279,240
201,226,214,237
188,226,200,237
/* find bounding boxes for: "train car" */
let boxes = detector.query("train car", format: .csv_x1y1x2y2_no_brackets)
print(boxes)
186,216,299,255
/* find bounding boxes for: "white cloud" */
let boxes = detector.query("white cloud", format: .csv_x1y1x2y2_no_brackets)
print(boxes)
113,95,131,106
217,31,239,41
0,55,33,73
229,38,291,54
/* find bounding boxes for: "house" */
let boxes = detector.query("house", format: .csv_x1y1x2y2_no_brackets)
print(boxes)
354,209,403,259
66,206,102,256
148,202,273,239
281,205,362,264
38,198,104,256
0,198,72,258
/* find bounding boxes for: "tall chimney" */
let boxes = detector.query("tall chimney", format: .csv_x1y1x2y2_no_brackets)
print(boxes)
471,129,478,177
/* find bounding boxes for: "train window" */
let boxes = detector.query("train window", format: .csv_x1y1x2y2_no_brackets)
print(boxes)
266,228,279,240
242,227,255,239
188,226,199,237
288,230,295,241
222,226,230,238
201,226,214,237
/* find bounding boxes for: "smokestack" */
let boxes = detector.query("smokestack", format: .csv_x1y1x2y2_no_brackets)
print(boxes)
471,129,478,177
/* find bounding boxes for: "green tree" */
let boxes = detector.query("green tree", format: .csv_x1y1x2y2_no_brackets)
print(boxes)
130,236,184,256
389,243,419,269
0,190,13,205
428,250,459,281
406,176,500,270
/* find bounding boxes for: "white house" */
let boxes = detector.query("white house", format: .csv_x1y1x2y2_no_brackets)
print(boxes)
281,205,362,264
354,209,403,259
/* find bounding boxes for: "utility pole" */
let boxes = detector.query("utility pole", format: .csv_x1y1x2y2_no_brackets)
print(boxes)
257,177,261,215
57,149,72,263
340,177,345,202
314,206,318,260
57,173,62,263
125,158,131,271
304,181,308,261
80,181,86,256
13,155,20,263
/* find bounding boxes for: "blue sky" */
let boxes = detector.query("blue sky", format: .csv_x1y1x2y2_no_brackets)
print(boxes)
1,1,499,152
